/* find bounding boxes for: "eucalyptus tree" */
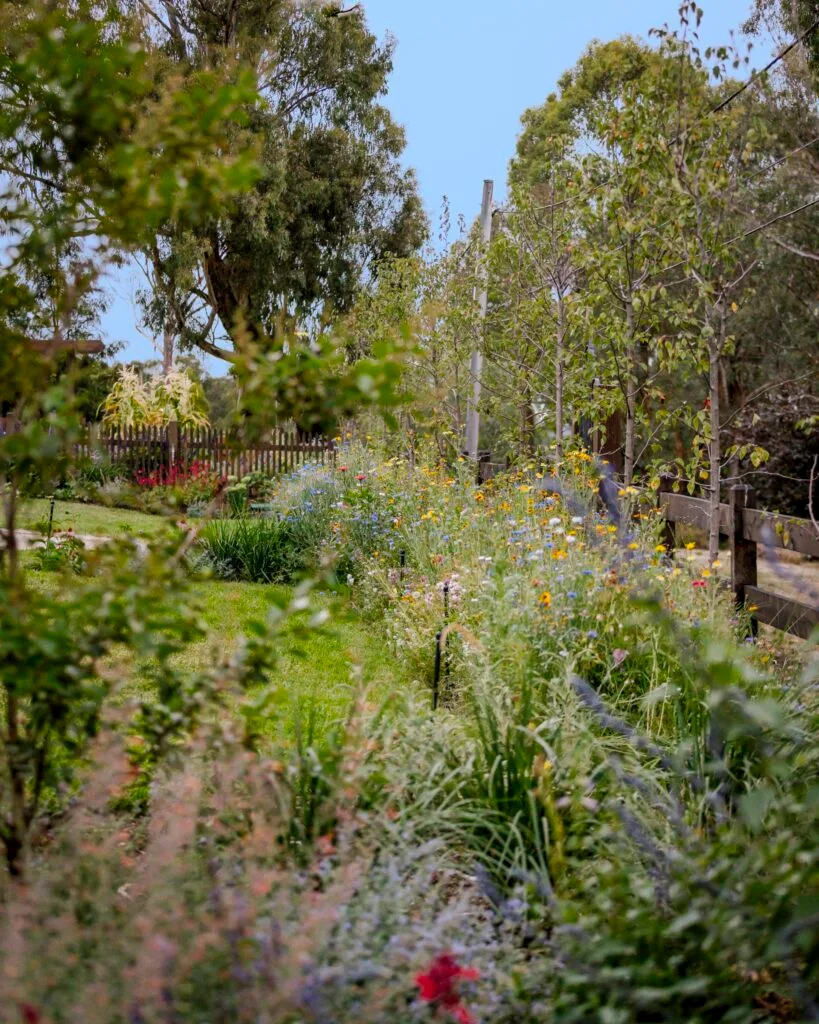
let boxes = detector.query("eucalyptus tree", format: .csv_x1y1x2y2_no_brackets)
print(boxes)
125,0,426,362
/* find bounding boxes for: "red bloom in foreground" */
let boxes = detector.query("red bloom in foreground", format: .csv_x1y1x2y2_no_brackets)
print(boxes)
416,954,479,1023
20,1005,40,1024
338,465,348,472
355,473,367,482
692,579,707,589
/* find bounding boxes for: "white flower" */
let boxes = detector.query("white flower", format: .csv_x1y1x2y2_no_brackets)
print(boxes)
571,516,583,525
553,526,565,536
549,517,561,527
566,535,576,544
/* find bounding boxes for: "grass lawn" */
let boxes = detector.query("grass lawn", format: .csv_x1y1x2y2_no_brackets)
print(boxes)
181,580,407,732
17,499,167,539
25,566,409,742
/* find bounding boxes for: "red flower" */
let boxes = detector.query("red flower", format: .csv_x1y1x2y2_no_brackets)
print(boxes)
692,579,707,589
355,473,366,482
416,954,479,1023
338,465,348,472
20,1005,40,1024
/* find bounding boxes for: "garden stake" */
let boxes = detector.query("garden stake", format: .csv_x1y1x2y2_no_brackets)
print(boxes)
432,631,442,711
443,582,451,681
47,495,55,547
399,549,406,582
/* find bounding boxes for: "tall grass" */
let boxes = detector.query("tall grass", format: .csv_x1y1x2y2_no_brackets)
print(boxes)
198,517,309,583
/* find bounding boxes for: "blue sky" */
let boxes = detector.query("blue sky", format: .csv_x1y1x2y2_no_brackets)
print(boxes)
105,0,758,368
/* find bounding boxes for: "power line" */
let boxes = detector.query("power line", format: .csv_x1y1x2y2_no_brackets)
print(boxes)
648,195,819,280
606,133,819,258
710,16,819,114
529,18,819,216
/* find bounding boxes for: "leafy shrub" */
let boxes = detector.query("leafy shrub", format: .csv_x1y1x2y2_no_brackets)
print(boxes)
29,534,88,575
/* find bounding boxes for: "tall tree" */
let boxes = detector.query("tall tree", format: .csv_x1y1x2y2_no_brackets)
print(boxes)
127,0,426,361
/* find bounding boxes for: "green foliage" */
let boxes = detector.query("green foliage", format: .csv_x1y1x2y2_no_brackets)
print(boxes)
197,516,314,583
0,537,205,873
132,0,426,361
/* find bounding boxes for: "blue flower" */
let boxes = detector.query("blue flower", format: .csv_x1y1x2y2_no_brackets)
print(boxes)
586,630,598,639
568,591,577,599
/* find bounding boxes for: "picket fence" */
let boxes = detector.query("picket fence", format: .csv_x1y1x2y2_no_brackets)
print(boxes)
78,423,336,479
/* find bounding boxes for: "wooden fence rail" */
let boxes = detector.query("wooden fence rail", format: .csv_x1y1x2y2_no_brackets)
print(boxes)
658,477,819,640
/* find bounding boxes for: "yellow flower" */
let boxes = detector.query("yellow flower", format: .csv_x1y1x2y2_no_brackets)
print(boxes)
519,484,533,493
538,590,552,607
475,491,485,502
551,550,567,560
748,604,759,612
628,542,640,551
607,525,617,534
711,559,722,569
685,542,696,551
655,544,667,553
701,568,711,579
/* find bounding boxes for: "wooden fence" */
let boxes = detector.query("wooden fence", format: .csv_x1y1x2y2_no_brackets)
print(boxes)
658,478,819,640
78,423,336,479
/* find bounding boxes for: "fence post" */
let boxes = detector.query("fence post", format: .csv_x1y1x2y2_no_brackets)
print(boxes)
730,484,758,633
167,420,179,471
658,474,677,553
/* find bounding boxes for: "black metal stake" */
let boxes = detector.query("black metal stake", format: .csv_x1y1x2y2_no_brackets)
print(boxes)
399,549,406,583
433,631,442,711
442,582,451,681
46,495,55,547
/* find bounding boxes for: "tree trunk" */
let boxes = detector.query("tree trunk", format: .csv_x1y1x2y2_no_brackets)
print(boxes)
708,339,722,562
555,299,565,460
623,301,637,486
162,318,174,375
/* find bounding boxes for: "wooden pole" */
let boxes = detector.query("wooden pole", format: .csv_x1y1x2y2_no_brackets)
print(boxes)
730,484,758,635
465,179,494,461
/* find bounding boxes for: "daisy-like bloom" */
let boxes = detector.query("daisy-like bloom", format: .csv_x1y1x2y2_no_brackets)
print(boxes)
685,542,696,551
538,590,552,607
475,492,485,502
628,542,639,551
655,544,667,554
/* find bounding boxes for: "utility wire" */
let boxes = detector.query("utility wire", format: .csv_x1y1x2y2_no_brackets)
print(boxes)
648,195,819,279
530,19,819,216
606,133,819,257
710,16,819,113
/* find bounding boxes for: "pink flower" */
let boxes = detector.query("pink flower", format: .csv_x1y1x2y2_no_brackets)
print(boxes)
416,954,479,1023
692,579,707,589
612,648,629,667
